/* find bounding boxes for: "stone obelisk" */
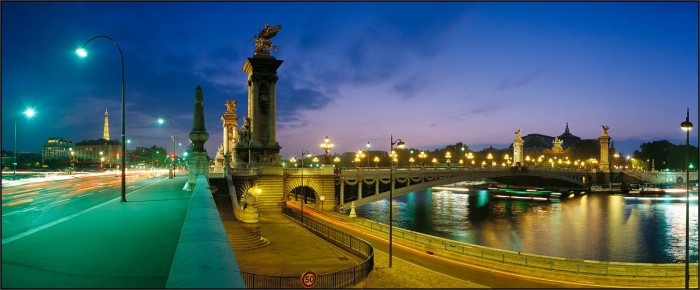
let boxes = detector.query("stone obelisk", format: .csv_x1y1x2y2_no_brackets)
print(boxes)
187,85,210,191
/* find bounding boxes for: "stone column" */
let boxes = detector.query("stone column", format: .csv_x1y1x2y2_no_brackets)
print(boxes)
513,129,524,166
187,85,210,191
242,56,283,167
375,178,379,195
221,111,238,165
358,181,363,200
599,126,611,172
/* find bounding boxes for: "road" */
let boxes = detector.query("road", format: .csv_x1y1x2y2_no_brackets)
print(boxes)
1,172,190,288
2,170,170,241
288,203,603,288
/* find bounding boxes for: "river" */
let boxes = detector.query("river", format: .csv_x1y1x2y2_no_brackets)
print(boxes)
353,187,698,263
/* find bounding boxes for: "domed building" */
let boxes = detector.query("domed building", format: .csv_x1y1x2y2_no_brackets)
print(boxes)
511,123,582,151
557,123,582,149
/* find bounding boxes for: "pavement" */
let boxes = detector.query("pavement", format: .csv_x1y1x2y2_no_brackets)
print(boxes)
1,175,191,288
223,203,485,288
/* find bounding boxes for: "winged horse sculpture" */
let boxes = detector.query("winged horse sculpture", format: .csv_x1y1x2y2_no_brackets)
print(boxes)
252,23,282,56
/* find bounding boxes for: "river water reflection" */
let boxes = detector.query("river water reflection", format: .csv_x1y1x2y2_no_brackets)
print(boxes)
354,188,698,263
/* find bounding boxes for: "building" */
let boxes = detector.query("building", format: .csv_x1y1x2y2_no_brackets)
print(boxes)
511,123,583,152
73,139,122,168
41,137,74,165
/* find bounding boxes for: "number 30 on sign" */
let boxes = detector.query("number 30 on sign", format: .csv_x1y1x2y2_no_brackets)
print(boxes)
301,271,317,288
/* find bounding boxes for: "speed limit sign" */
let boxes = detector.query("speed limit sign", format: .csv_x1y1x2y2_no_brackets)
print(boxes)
300,271,317,288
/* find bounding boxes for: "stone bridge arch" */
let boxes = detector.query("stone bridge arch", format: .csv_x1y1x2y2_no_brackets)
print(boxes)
283,173,337,210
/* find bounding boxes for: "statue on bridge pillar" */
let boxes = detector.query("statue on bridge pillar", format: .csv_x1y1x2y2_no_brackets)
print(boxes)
513,129,524,167
599,125,611,172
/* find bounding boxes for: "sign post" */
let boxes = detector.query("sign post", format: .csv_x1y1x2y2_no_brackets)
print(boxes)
301,271,317,288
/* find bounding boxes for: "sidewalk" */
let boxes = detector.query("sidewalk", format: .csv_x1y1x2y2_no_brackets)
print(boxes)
1,175,190,288
225,205,484,288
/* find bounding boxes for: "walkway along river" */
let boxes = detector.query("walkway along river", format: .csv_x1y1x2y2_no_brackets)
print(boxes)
350,188,698,263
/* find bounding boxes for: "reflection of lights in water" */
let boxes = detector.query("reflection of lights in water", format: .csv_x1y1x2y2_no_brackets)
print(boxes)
354,184,698,263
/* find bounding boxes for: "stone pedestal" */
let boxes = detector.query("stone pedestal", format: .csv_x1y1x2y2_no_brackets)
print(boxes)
187,152,209,191
237,56,283,168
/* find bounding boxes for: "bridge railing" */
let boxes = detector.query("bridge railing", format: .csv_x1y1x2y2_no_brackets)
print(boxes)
239,205,374,288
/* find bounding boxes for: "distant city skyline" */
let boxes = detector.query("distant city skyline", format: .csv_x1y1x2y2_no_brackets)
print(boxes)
2,2,697,158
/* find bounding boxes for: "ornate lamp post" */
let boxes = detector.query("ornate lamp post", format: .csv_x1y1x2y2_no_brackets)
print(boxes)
419,151,427,167
373,156,380,168
319,136,334,164
76,35,127,202
445,151,452,168
680,108,693,289
13,107,36,176
389,135,405,268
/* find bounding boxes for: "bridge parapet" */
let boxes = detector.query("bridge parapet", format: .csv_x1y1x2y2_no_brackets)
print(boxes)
283,166,334,176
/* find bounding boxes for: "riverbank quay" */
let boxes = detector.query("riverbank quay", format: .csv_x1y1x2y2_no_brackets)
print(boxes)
351,216,698,288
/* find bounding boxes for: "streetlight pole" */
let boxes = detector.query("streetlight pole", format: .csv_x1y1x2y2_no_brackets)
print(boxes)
299,150,310,224
389,134,405,268
366,141,371,167
680,108,693,289
13,108,36,176
159,117,177,176
77,35,126,202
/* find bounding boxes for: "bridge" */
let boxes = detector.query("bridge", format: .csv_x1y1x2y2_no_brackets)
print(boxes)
217,165,596,212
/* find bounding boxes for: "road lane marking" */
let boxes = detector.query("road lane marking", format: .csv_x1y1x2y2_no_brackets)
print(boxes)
2,206,39,217
2,178,171,245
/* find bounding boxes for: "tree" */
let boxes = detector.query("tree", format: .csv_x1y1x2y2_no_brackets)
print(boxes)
632,140,697,170
566,139,599,161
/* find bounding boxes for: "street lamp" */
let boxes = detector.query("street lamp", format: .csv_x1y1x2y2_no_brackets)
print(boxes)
389,135,405,268
298,150,311,224
366,141,371,167
419,151,427,167
77,35,126,202
680,108,693,289
158,117,177,176
13,107,36,176
319,136,334,164
373,156,380,168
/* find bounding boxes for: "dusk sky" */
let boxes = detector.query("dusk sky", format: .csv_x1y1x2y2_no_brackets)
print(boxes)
2,1,698,159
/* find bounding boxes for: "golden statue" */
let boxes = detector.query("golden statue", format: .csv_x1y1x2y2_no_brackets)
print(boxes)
252,23,282,56
601,125,610,136
225,99,237,114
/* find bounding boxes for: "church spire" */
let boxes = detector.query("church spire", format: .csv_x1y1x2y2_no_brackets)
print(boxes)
564,122,570,134
103,108,110,140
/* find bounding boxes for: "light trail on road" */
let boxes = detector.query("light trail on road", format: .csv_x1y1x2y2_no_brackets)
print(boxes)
1,170,175,242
